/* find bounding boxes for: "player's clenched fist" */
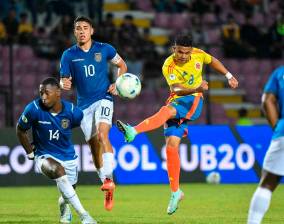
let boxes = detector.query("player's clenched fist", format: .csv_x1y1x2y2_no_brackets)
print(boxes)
196,80,208,93
200,80,209,91
108,83,118,95
60,77,72,90
228,76,238,89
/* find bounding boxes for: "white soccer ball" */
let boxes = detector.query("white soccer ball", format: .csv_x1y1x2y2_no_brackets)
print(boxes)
206,171,221,184
115,73,141,99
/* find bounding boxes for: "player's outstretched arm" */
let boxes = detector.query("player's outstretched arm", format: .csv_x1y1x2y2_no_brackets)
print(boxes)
16,124,35,160
209,57,238,89
60,77,72,90
170,80,208,96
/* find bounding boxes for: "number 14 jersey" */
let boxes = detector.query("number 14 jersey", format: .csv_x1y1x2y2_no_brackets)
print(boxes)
18,99,83,161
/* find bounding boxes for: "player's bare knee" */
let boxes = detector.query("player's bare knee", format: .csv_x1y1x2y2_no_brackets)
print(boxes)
166,138,180,149
259,171,280,192
42,158,65,179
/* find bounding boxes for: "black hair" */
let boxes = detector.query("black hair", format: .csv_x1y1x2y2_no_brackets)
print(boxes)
41,77,60,88
74,16,93,27
174,34,193,47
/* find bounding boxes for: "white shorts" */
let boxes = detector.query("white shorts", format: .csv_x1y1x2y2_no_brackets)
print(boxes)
35,154,78,185
80,99,113,141
263,137,284,176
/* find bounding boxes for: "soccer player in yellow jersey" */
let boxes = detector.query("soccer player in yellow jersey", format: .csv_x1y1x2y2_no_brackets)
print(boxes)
117,35,238,215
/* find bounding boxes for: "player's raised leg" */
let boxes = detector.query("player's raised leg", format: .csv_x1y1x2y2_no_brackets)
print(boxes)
117,106,176,142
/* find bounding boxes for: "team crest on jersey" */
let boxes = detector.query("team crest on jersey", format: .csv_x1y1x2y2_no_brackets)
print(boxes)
94,53,102,62
195,62,201,70
61,119,70,129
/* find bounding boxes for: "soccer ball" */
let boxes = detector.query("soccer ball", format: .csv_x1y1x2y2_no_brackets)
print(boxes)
115,73,141,99
206,171,221,184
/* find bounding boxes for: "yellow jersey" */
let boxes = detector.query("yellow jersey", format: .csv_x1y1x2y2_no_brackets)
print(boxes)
162,47,212,102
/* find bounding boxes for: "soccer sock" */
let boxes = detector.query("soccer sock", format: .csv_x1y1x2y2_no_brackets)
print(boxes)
166,146,180,192
97,167,105,183
55,175,86,216
134,106,173,134
247,187,272,224
103,152,114,180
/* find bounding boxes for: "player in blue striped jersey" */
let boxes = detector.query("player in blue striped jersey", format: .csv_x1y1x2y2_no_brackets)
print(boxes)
16,77,97,224
247,66,284,224
60,16,127,211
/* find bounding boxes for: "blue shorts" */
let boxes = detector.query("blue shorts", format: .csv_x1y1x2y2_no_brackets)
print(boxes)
164,95,203,138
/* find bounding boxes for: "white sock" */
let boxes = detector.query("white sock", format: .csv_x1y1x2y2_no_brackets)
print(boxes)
97,167,105,183
102,152,114,179
247,187,272,224
55,175,86,216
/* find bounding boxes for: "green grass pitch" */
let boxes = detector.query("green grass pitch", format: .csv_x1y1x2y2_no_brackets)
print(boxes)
0,184,283,224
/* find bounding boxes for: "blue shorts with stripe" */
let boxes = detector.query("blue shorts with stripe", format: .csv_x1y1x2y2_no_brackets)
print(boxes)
164,95,203,138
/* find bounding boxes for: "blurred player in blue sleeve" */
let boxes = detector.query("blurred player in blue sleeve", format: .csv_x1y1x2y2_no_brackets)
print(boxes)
247,65,284,224
16,77,97,224
59,16,127,211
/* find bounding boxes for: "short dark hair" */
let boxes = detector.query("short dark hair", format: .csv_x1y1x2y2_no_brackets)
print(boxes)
174,34,193,47
74,16,93,28
41,77,60,88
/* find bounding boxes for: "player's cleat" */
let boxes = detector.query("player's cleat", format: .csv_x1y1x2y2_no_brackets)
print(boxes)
101,178,115,211
59,200,72,224
116,120,137,142
80,212,97,224
167,189,184,215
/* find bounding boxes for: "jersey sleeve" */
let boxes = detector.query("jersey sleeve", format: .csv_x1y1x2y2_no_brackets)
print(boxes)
105,43,117,60
264,68,280,95
18,102,37,130
202,50,212,64
60,50,72,78
71,105,83,128
162,64,183,86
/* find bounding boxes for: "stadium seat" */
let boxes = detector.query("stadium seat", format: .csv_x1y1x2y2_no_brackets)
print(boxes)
136,0,153,12
232,12,245,25
257,60,272,77
223,59,241,75
240,59,258,75
17,46,34,60
251,12,264,26
202,13,217,26
154,13,170,28
208,46,223,58
1,46,9,60
168,13,189,31
207,28,221,45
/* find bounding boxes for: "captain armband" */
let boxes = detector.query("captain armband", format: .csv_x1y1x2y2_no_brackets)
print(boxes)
111,53,122,64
